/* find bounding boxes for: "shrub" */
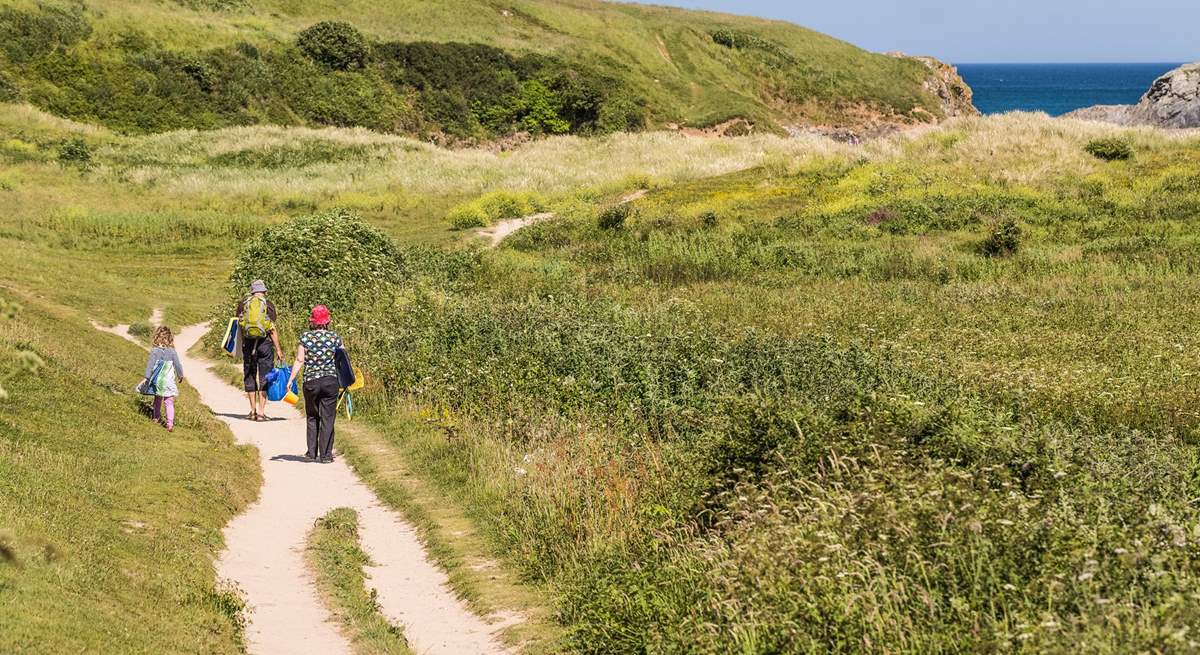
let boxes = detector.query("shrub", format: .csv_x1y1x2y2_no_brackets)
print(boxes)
709,29,791,61
1085,137,1133,161
209,141,379,169
518,79,571,135
57,139,92,168
979,217,1022,257
597,203,632,230
864,207,897,226
447,204,489,230
0,5,92,64
0,69,18,102
444,191,543,229
479,191,539,220
228,208,403,315
296,21,369,71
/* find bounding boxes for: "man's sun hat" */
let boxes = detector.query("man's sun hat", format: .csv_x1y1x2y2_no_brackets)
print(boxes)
310,305,331,326
250,279,268,294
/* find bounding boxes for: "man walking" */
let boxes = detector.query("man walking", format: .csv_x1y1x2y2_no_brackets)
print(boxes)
236,279,282,421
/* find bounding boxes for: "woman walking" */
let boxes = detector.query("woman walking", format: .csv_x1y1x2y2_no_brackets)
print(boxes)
286,305,344,463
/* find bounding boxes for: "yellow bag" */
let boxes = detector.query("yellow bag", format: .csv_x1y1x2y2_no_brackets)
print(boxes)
283,389,300,405
346,366,365,392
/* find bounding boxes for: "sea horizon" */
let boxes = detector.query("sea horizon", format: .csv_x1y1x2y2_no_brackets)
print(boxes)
954,62,1184,116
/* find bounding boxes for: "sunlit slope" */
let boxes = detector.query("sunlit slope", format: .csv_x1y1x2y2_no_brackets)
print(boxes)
0,0,970,136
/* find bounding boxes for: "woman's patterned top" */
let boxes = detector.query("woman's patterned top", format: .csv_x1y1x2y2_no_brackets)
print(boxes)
299,329,343,382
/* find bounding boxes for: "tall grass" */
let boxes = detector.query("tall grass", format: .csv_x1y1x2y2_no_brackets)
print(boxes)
303,115,1200,651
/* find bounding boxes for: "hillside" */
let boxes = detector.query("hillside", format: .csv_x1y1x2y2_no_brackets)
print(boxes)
0,0,975,141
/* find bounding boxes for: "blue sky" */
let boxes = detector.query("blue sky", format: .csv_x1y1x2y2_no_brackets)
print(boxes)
623,0,1198,63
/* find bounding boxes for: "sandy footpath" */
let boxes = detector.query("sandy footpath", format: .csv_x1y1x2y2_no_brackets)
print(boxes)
97,320,509,655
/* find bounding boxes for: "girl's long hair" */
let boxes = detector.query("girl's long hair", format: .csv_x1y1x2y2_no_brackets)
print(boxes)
152,325,174,348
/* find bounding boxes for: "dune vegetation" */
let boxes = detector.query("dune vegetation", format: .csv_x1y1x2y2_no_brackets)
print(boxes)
240,114,1200,652
5,96,1200,652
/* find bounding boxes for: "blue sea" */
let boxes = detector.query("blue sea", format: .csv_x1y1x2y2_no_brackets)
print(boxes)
955,63,1184,116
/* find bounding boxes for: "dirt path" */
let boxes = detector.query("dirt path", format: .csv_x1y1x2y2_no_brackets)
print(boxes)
481,189,648,248
96,319,510,655
479,212,554,247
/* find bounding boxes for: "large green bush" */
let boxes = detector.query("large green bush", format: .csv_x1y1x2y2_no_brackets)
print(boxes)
228,208,404,316
0,68,19,102
296,21,369,71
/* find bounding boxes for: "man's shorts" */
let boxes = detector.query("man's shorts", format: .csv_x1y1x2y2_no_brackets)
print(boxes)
242,336,274,392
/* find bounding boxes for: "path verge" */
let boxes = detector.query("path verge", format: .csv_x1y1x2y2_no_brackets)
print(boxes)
307,508,413,655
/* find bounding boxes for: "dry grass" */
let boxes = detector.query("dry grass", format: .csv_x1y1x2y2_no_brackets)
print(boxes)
110,126,838,198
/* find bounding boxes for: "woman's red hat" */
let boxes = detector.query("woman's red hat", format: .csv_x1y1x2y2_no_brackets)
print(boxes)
310,305,331,325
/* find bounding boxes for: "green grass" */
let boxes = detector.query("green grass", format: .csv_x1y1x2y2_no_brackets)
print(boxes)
0,293,259,653
8,92,1200,652
336,415,564,653
0,0,960,137
258,113,1200,651
306,508,413,655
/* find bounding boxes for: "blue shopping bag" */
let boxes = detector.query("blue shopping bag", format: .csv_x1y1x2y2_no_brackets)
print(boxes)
264,365,294,402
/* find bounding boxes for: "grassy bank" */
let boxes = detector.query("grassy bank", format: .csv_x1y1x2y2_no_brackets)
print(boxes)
0,293,259,653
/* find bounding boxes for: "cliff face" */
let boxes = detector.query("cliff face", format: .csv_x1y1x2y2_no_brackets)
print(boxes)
1065,62,1200,129
902,55,981,119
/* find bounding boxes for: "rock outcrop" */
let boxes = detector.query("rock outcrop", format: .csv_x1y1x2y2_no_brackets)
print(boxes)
887,53,980,119
1065,62,1200,128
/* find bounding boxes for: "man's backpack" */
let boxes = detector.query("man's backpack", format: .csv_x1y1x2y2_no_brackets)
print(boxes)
241,296,272,339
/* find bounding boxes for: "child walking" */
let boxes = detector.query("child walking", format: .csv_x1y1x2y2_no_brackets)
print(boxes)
144,326,184,432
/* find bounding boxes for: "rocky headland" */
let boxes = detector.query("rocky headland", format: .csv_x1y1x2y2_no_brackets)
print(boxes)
1066,62,1200,128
